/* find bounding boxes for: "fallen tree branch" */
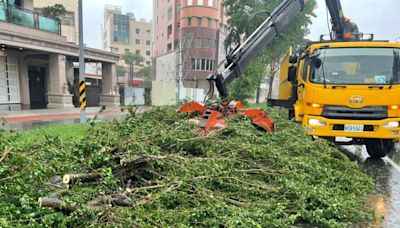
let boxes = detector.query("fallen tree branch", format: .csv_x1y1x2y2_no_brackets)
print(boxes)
0,147,14,163
87,194,132,208
63,173,102,185
38,197,78,212
127,184,165,192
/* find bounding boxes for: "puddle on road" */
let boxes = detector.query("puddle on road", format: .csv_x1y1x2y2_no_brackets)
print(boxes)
340,145,400,227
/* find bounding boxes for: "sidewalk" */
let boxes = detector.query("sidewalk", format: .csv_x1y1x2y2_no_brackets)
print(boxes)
0,107,124,123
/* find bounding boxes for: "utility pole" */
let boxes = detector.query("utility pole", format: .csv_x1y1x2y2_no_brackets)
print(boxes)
78,0,86,123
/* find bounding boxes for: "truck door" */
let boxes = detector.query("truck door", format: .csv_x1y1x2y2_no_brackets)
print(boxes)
293,57,310,122
278,48,293,100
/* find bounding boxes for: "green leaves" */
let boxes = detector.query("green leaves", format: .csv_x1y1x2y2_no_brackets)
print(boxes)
0,106,373,227
224,0,317,101
41,4,66,18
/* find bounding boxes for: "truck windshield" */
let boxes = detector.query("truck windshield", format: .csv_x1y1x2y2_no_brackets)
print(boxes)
310,47,400,85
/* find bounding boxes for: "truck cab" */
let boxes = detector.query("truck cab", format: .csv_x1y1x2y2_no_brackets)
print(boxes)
278,41,400,157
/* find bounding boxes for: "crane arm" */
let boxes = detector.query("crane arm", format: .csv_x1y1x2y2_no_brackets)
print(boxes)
325,0,359,40
207,0,309,99
325,0,345,38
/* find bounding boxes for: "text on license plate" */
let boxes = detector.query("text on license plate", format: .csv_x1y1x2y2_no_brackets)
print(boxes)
344,124,364,132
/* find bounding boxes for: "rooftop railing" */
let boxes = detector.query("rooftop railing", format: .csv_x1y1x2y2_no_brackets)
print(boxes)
0,3,61,34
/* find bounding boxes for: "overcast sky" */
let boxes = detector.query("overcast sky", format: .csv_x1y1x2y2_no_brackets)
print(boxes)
83,0,400,49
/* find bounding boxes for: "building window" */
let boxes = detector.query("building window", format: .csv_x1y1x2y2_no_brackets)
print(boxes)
205,39,214,48
146,61,151,65
146,29,151,35
188,0,192,6
201,59,206,70
167,25,172,39
62,12,75,26
208,0,213,7
198,0,203,5
113,14,130,44
167,6,173,21
216,0,219,9
191,59,196,69
125,48,130,53
207,18,212,27
167,43,172,51
146,40,151,45
136,50,140,54
177,22,180,28
197,17,202,27
188,17,192,26
196,59,201,70
136,39,140,44
195,39,201,48
146,51,151,56
215,19,218,29
177,3,181,12
136,28,140,34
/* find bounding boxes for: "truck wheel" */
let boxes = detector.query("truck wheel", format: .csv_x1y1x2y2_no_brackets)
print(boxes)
365,139,394,158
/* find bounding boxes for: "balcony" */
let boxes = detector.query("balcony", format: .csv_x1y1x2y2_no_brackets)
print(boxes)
0,2,61,34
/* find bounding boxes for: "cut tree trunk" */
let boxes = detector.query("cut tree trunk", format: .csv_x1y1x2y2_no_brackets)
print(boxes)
63,173,101,185
38,197,78,212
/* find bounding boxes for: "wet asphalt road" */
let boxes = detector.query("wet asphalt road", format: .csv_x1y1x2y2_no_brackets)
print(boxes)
3,119,400,227
340,145,400,227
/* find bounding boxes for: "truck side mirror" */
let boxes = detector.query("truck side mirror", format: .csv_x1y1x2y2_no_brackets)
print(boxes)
288,66,297,82
289,55,298,64
313,58,322,69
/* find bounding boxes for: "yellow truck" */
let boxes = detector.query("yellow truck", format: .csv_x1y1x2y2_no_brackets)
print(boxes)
268,0,400,157
275,40,400,157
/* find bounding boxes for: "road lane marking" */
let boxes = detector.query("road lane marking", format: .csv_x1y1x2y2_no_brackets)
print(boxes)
383,157,400,173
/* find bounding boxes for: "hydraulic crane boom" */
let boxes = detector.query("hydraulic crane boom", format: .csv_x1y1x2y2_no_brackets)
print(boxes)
325,0,359,40
325,0,345,38
208,0,309,99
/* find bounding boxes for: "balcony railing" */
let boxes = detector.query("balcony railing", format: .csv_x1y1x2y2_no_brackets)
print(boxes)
0,3,61,34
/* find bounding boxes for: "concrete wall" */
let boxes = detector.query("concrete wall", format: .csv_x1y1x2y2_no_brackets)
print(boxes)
154,51,178,82
23,0,34,10
152,80,176,106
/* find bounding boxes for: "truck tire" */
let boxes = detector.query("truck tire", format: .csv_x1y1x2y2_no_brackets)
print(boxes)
365,139,394,158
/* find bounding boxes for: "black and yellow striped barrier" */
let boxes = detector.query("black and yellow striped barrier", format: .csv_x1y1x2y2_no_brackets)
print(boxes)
79,81,87,110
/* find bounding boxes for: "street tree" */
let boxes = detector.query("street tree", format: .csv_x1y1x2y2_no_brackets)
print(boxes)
139,66,153,105
116,65,126,77
223,0,316,102
121,52,145,79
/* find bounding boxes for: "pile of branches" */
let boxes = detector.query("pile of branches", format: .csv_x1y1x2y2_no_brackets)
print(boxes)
0,106,374,227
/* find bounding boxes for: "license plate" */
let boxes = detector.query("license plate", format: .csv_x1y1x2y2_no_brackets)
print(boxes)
344,124,364,132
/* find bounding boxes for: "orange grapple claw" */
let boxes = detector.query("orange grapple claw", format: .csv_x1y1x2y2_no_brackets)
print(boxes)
178,100,275,135
240,108,275,132
178,102,207,114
